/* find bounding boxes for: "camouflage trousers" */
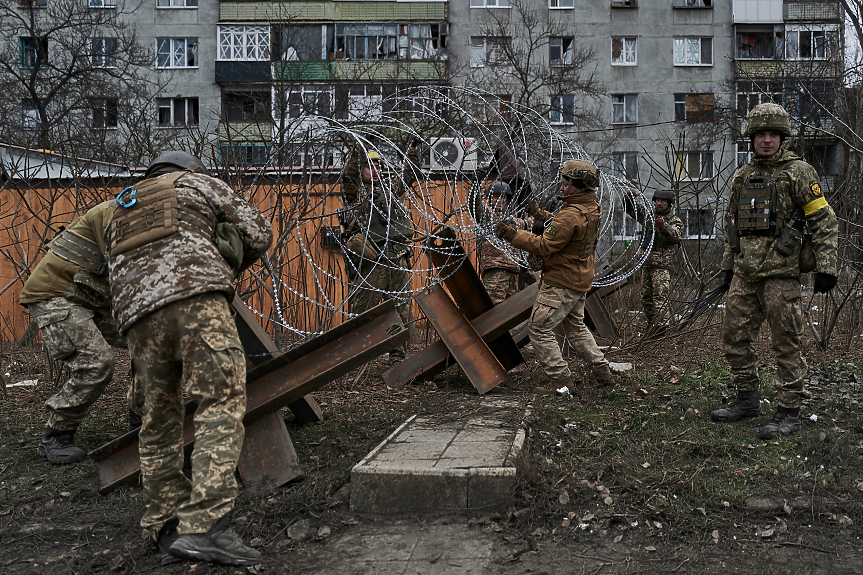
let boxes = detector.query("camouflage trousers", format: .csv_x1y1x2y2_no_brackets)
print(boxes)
482,268,519,305
125,292,246,538
529,282,609,381
722,276,807,409
349,253,411,360
641,267,671,327
28,297,116,432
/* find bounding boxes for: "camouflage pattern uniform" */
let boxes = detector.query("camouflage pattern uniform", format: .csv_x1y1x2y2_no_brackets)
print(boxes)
340,147,420,361
20,201,120,432
478,196,527,305
509,191,609,381
108,170,272,539
721,139,838,409
624,200,684,326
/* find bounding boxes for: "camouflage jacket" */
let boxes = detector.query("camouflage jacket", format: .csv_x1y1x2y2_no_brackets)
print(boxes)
721,140,838,281
510,192,600,292
623,200,684,270
477,196,529,274
108,171,273,333
20,200,117,311
340,147,421,259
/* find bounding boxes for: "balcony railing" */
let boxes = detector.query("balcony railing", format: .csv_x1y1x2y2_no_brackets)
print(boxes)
273,60,446,82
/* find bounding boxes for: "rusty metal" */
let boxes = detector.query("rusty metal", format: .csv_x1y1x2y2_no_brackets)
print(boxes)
383,282,538,388
416,284,508,394
90,300,407,493
583,279,627,343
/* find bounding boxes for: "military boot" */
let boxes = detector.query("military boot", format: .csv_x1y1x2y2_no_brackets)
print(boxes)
591,364,616,387
534,375,575,396
37,427,85,465
169,515,262,567
709,391,762,423
156,519,183,566
757,407,802,440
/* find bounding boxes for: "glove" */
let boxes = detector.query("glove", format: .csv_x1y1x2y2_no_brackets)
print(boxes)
531,219,546,235
215,222,244,277
527,200,552,222
722,270,733,285
813,272,837,294
494,221,517,242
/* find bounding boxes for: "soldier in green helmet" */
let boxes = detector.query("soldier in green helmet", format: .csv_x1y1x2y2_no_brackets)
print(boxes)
710,103,838,440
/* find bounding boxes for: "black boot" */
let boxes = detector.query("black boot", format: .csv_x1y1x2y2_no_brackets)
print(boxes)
710,390,762,423
169,515,262,567
37,427,85,465
757,406,802,439
157,519,183,566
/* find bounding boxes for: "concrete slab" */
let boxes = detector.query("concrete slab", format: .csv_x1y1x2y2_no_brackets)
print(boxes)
350,397,526,515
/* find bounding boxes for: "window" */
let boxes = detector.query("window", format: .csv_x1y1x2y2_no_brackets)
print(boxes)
218,25,269,61
613,208,640,239
674,93,714,123
471,36,509,67
21,99,40,129
92,38,117,68
224,92,271,123
675,151,714,180
786,26,837,61
287,86,333,118
673,37,712,66
611,37,636,65
157,0,198,7
89,0,116,6
737,81,782,117
471,94,511,123
549,0,573,8
158,97,199,126
611,0,637,6
19,36,47,69
404,24,447,60
550,37,574,67
393,86,447,119
612,152,638,180
785,80,835,121
735,26,777,60
682,209,715,238
156,38,198,68
470,0,510,7
736,143,752,168
335,23,398,60
348,86,383,120
549,95,575,125
90,98,118,128
219,143,270,168
612,94,637,124
672,0,712,7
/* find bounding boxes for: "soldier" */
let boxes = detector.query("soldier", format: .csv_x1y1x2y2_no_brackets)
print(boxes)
710,103,838,439
623,189,684,334
340,144,421,365
20,200,136,465
107,151,273,566
477,180,530,304
494,159,615,394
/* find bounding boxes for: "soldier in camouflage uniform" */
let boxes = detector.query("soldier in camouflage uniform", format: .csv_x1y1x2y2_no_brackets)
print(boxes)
495,160,615,395
108,151,272,567
340,144,421,365
20,200,132,465
477,181,530,304
623,189,684,333
710,103,838,440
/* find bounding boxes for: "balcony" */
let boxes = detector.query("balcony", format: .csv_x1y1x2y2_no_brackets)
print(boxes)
215,61,271,84
218,121,273,142
732,0,781,24
220,2,447,22
273,60,447,82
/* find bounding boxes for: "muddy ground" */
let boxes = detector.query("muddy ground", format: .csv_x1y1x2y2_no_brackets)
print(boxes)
1,297,862,574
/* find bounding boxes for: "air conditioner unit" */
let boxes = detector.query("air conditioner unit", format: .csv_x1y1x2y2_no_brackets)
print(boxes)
429,138,478,171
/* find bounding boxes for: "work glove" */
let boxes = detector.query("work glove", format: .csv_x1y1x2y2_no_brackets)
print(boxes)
531,219,546,236
527,200,553,222
494,220,517,242
813,272,837,294
215,222,244,277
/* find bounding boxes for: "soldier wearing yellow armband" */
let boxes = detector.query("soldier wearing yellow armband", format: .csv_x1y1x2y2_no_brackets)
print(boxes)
710,103,839,439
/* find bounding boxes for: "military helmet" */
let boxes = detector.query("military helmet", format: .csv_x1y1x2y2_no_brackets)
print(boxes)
652,190,675,206
559,159,600,190
144,150,207,178
742,103,792,138
488,180,512,198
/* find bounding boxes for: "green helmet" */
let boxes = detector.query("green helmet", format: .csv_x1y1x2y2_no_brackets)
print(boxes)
652,190,675,206
742,103,792,138
559,159,599,190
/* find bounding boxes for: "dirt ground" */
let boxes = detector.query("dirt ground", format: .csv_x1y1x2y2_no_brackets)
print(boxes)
1,300,862,574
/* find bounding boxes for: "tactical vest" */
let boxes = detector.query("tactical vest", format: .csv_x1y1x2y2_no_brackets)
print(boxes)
49,229,107,276
108,171,214,257
558,204,600,258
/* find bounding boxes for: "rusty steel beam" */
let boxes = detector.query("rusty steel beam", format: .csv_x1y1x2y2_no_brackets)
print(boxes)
383,282,538,388
90,300,407,493
416,284,508,394
237,411,303,494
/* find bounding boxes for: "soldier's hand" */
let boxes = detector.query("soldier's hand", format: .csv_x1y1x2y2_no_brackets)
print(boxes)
494,221,517,242
813,273,837,294
655,217,665,230
527,200,552,222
